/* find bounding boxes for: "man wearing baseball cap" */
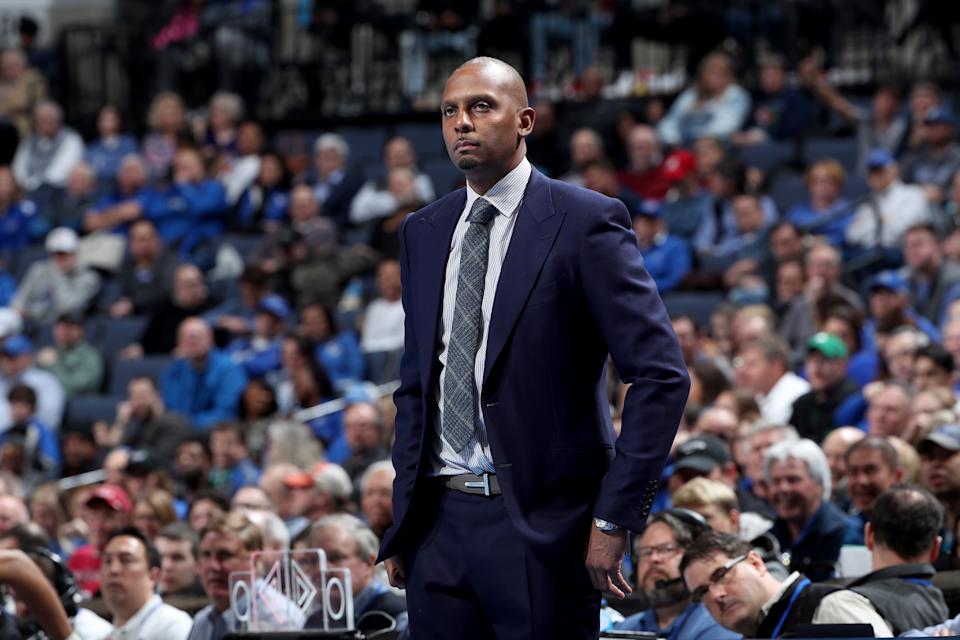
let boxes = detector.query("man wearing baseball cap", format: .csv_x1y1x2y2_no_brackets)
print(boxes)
901,106,960,203
67,483,133,596
0,334,65,432
10,227,101,325
846,148,931,249
226,293,289,378
790,333,861,442
633,199,691,295
660,150,710,240
918,425,960,569
865,270,940,347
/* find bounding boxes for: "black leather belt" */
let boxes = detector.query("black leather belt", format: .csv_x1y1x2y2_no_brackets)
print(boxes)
441,473,501,496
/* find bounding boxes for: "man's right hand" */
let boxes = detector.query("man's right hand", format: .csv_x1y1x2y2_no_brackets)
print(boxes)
385,556,405,588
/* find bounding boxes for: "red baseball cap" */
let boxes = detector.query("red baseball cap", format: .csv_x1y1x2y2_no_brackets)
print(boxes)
661,150,697,181
283,471,315,489
85,484,132,515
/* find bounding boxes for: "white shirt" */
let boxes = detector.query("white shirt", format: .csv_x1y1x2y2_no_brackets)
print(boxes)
761,572,893,637
98,595,193,640
433,156,532,475
760,371,810,426
73,608,114,640
845,180,931,249
361,298,405,352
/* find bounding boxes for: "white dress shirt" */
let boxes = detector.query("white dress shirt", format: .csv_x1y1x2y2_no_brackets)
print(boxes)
845,180,931,249
98,594,193,640
759,371,810,426
432,156,532,476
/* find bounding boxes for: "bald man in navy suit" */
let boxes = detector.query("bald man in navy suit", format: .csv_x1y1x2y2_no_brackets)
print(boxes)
378,57,690,639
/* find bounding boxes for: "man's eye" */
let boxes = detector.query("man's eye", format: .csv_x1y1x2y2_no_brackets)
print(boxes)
475,103,490,111
443,107,456,117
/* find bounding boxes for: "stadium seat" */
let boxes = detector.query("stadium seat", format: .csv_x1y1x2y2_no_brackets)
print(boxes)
841,174,870,201
738,141,795,173
13,245,48,281
108,355,172,397
424,158,464,196
395,123,447,162
804,137,859,174
769,173,809,213
662,292,726,327
63,394,119,429
337,126,388,164
98,316,149,362
222,234,265,260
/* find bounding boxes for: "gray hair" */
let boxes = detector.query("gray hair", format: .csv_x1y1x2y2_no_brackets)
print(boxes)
315,133,349,159
245,510,290,551
358,460,395,495
311,513,380,562
314,463,352,500
764,438,831,500
209,91,244,123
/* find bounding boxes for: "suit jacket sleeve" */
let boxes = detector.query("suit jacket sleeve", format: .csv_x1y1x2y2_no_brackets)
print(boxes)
578,198,690,533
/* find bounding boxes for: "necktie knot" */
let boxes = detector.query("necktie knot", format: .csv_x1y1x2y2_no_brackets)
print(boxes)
467,198,497,225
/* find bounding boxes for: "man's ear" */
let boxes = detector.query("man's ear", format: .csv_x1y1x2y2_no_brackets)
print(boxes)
518,107,536,138
864,522,874,551
149,565,161,588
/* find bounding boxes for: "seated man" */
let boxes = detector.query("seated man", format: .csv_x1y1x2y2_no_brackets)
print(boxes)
615,510,738,640
360,461,395,541
632,200,691,294
789,332,860,442
844,485,948,635
160,317,247,430
765,439,861,581
680,531,892,637
100,527,193,639
156,523,205,598
307,514,407,634
845,437,903,533
36,311,104,397
67,484,132,597
0,335,65,431
93,376,191,461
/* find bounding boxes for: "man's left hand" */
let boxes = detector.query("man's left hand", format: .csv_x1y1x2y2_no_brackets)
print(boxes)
585,526,632,599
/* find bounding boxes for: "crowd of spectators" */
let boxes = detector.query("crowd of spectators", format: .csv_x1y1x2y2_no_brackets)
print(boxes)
1,3,960,638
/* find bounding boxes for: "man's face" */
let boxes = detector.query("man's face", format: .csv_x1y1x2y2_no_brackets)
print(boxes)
189,500,224,533
770,226,803,261
806,248,841,284
101,535,156,615
0,496,25,532
869,288,904,321
671,318,697,363
199,532,250,612
746,430,785,484
156,537,198,595
128,223,159,261
173,267,206,308
177,320,212,361
868,165,896,192
846,448,900,514
883,334,917,383
441,63,531,178
867,387,910,437
35,105,59,138
904,230,941,273
921,444,960,499
807,165,840,205
289,186,319,223
384,138,415,169
312,526,374,596
300,306,329,342
52,251,77,274
118,159,147,195
734,347,778,396
914,356,952,392
635,522,683,594
86,503,129,550
287,485,317,518
361,469,394,533
775,262,804,303
732,196,764,234
683,553,767,636
627,127,658,169
53,321,83,349
806,352,846,391
376,261,401,301
173,150,205,184
768,458,822,525
315,147,344,179
344,405,382,452
211,430,243,470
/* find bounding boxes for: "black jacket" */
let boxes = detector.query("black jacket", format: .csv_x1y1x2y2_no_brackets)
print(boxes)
846,563,948,635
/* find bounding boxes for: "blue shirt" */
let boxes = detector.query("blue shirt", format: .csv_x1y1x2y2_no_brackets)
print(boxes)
616,602,741,640
227,336,283,379
640,235,692,294
0,200,41,252
160,350,248,430
314,331,365,390
210,458,261,497
84,134,139,180
786,199,854,248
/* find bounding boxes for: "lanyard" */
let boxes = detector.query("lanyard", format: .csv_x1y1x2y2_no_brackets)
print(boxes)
770,578,811,639
902,577,934,587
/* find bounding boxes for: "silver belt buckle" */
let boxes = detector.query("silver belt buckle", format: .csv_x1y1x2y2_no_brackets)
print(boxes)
463,473,491,496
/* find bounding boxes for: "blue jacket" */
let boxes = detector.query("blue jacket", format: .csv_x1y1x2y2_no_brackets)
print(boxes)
84,135,140,180
0,201,42,252
235,187,289,229
770,501,862,582
641,235,692,294
616,602,740,640
786,200,854,248
143,180,228,257
160,350,248,430
227,336,282,379
315,331,365,389
0,418,61,476
210,458,261,497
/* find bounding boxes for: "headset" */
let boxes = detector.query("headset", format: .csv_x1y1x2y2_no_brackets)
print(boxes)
21,546,80,619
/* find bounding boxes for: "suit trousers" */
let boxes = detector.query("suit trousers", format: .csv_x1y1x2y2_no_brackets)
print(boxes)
402,483,600,639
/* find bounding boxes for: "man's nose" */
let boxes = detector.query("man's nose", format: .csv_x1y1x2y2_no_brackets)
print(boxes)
455,111,473,133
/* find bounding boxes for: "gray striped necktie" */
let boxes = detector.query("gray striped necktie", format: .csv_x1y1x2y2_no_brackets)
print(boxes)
443,197,498,452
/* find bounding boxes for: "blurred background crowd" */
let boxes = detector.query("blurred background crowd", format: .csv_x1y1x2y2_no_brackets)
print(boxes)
0,0,958,638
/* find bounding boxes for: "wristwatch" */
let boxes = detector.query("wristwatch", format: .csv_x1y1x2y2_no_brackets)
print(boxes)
593,517,622,532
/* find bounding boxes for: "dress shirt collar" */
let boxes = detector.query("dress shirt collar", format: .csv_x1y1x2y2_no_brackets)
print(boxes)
464,156,532,219
761,572,801,618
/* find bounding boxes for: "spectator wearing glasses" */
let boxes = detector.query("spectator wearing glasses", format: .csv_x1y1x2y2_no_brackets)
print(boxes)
614,510,739,639
680,532,892,638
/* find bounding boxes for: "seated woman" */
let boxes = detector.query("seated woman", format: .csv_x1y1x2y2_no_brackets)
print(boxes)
786,159,854,247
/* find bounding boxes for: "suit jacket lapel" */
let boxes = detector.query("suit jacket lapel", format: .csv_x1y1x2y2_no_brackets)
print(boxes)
414,190,466,394
483,170,564,386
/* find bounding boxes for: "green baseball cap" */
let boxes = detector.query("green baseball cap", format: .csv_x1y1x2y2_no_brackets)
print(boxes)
806,332,848,359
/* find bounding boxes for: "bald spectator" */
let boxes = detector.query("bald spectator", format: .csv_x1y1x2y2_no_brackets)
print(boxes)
309,133,365,226
231,486,273,514
12,100,84,193
765,439,862,581
867,383,912,438
790,333,860,442
735,337,810,425
618,125,672,200
822,427,866,507
160,318,247,430
11,227,101,325
561,127,604,186
845,437,903,532
350,136,435,224
131,263,216,356
846,149,931,249
360,460,394,540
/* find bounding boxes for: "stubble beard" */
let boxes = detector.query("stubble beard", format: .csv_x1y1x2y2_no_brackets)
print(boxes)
457,157,481,171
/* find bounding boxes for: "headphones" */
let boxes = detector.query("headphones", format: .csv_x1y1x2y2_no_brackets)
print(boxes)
22,546,80,618
657,508,711,541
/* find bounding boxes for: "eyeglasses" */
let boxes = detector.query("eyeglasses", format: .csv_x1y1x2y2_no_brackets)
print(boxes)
636,542,681,560
689,554,747,603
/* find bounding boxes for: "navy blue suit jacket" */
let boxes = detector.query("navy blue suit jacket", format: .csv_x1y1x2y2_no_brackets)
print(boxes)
379,168,689,564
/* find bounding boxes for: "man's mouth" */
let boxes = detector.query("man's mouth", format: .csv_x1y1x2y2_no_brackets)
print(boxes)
455,139,479,151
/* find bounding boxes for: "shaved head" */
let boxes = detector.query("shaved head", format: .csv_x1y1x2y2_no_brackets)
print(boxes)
452,57,529,110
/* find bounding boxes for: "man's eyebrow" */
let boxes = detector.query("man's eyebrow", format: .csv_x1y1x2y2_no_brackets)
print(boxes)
441,94,498,107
